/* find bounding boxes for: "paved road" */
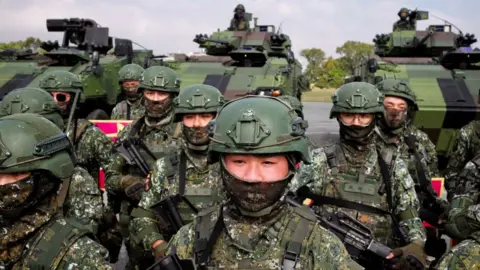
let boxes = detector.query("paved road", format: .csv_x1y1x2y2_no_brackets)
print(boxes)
113,101,336,269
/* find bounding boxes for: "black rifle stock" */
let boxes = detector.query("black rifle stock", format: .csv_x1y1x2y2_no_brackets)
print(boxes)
115,137,151,177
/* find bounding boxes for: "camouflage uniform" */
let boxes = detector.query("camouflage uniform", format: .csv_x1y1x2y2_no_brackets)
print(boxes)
0,87,104,234
111,63,146,120
130,84,226,258
445,120,480,194
291,82,426,269
38,72,122,263
0,114,111,269
393,7,416,31
167,96,363,269
435,234,480,270
229,4,250,31
105,66,181,269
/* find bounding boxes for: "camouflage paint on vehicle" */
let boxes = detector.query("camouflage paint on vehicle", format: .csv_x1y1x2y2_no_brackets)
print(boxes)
349,11,480,168
0,18,155,119
164,13,309,101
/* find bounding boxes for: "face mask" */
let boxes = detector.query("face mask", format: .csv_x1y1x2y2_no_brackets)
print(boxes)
183,126,210,147
221,160,293,216
0,177,34,211
339,120,375,145
144,95,172,118
384,108,407,130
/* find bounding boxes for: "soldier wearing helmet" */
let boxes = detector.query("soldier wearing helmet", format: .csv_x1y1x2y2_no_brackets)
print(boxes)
393,7,417,31
129,84,227,260
290,82,427,269
105,66,182,269
38,71,113,185
435,156,480,269
111,63,146,120
0,113,111,269
0,87,123,263
228,4,250,31
165,95,362,269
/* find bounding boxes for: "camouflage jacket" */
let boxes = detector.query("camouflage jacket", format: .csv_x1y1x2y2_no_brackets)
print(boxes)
105,114,181,195
3,218,112,270
66,119,113,182
374,125,442,196
166,202,363,270
111,98,145,120
445,120,480,193
229,18,250,31
64,166,104,232
130,146,222,250
393,19,416,31
290,141,426,247
435,231,480,269
451,155,480,198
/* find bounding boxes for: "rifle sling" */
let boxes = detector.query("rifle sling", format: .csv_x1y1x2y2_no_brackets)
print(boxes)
196,209,224,266
178,150,187,196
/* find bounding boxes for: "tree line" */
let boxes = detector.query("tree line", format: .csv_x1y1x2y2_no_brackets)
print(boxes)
0,37,374,89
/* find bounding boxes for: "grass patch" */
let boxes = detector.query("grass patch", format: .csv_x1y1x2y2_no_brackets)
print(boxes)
302,88,336,102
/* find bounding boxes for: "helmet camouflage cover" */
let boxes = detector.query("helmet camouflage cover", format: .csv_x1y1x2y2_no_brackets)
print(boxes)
0,113,75,179
173,84,226,122
118,63,145,82
138,66,180,94
0,87,64,129
208,95,311,164
376,78,418,110
330,82,384,118
38,70,83,93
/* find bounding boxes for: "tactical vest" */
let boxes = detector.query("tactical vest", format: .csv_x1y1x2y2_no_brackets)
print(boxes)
18,217,94,269
322,144,394,245
193,205,317,269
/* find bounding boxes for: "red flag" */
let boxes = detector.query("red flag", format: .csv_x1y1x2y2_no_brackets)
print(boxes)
422,177,445,229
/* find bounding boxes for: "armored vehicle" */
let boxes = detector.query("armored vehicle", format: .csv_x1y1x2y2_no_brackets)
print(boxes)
165,13,308,100
0,18,155,119
348,10,480,167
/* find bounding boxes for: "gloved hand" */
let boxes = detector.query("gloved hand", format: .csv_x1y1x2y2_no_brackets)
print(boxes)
387,241,426,269
120,175,145,201
152,240,168,261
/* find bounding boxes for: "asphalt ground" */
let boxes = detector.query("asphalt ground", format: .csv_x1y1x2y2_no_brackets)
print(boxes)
113,101,338,269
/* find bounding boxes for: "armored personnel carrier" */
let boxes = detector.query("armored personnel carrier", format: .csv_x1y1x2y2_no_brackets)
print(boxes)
348,10,480,167
166,13,308,100
0,18,155,119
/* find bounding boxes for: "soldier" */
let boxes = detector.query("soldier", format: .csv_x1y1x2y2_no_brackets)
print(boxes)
445,120,480,196
228,4,250,31
165,95,363,269
129,84,226,260
105,65,181,269
290,82,427,269
0,87,121,263
436,156,480,269
393,7,417,31
111,63,146,120
0,113,111,269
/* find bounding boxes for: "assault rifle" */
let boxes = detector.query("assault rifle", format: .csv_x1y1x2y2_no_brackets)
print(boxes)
286,195,393,261
114,137,153,177
147,253,196,270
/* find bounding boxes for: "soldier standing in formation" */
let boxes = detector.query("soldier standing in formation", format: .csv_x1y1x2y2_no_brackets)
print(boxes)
0,113,112,269
38,70,123,263
129,84,226,260
229,4,250,31
167,95,363,269
111,63,146,120
105,66,182,269
290,82,426,269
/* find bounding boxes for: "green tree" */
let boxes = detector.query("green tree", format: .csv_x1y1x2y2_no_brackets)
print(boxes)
335,41,374,74
0,37,42,50
300,48,326,83
315,57,347,89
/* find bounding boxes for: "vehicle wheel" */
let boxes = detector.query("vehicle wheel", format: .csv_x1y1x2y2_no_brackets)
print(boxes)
86,109,109,120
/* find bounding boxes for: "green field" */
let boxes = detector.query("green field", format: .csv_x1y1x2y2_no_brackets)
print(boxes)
301,88,336,102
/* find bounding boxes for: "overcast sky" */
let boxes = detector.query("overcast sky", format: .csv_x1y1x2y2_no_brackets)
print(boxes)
0,0,477,66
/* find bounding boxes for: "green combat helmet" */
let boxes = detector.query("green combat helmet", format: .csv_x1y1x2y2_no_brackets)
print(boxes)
277,95,304,119
0,113,75,179
173,84,226,122
208,95,311,164
398,7,409,17
118,63,145,100
376,79,418,110
39,70,83,97
330,82,384,119
0,87,64,130
139,66,180,118
234,4,245,12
